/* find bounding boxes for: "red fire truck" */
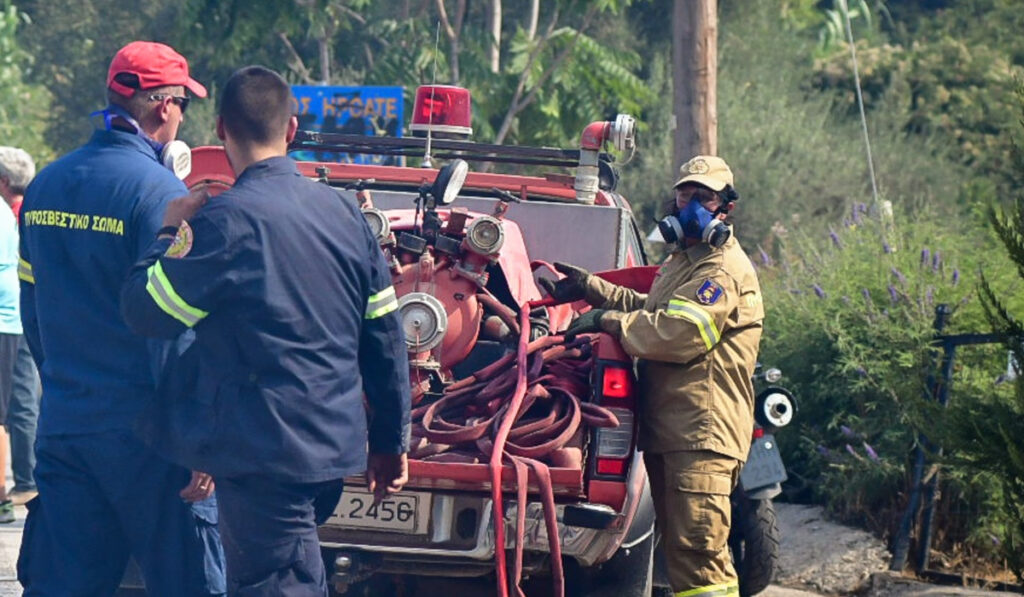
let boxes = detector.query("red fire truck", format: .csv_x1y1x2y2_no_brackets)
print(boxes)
188,85,656,596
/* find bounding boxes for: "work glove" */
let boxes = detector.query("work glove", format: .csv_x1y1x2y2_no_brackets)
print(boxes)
564,309,608,341
538,262,591,303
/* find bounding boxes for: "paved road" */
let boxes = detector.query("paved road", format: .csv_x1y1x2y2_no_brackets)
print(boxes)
0,500,1016,596
0,502,24,597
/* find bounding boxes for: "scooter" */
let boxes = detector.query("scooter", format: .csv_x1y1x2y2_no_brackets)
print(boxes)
729,365,797,597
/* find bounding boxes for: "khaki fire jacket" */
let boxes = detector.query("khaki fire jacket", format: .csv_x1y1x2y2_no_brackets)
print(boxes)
587,235,764,459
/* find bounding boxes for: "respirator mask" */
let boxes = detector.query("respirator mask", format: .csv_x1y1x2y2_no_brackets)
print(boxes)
90,104,192,180
657,186,738,248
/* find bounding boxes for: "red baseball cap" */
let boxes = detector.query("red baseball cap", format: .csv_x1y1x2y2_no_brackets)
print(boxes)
107,41,207,98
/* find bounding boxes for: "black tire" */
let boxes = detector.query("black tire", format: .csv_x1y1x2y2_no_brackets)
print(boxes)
728,499,780,597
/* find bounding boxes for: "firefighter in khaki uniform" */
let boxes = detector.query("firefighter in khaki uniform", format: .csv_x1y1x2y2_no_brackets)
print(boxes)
544,156,763,597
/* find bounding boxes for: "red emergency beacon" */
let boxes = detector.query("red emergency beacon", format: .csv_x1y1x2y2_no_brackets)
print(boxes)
410,85,472,139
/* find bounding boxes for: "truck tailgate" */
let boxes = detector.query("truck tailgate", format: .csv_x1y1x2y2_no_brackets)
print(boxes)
403,460,584,497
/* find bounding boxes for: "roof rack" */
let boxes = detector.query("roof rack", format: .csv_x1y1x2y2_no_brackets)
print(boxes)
288,131,615,168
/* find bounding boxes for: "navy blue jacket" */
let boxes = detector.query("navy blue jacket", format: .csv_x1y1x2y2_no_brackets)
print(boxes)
19,129,184,436
121,156,411,483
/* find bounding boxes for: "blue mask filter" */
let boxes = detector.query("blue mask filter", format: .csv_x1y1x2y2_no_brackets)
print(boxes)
677,198,717,240
657,198,731,247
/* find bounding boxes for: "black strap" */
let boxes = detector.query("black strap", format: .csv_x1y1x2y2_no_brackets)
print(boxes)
156,225,180,238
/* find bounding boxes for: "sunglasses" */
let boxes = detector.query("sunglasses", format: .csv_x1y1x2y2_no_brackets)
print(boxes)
678,186,718,204
148,93,190,114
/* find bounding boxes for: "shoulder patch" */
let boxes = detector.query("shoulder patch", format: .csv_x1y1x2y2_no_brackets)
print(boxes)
696,279,724,305
164,221,194,259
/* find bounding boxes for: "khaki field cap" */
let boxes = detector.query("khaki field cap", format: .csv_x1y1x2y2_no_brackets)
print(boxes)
674,155,734,192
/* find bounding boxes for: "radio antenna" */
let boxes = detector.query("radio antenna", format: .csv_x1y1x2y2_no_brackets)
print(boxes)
421,21,441,169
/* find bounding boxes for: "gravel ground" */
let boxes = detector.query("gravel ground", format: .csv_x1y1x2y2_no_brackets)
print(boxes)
767,503,1020,597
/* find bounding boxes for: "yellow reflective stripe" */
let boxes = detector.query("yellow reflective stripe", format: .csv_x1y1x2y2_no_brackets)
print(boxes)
366,286,398,319
17,258,33,284
145,261,208,327
666,299,720,350
675,582,739,597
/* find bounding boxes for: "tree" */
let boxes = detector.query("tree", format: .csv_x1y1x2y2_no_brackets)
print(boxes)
672,0,717,163
955,86,1024,579
0,2,53,163
16,0,652,155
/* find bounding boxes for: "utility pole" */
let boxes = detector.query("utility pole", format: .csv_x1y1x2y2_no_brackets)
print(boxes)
672,0,718,169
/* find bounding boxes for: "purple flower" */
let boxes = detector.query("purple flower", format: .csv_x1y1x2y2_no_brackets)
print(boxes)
932,251,942,272
920,248,930,267
925,286,934,305
845,444,863,460
952,269,960,286
856,202,868,214
840,425,856,438
883,242,893,254
829,227,842,249
758,247,772,266
862,288,872,304
888,285,899,304
891,267,907,286
814,284,826,299
816,445,831,457
863,442,879,462
852,204,864,225
855,366,868,377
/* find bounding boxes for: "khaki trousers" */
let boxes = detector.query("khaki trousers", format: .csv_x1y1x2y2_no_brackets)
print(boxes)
645,450,741,596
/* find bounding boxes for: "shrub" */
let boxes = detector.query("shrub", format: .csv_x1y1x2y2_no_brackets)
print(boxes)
940,88,1024,579
758,200,1021,557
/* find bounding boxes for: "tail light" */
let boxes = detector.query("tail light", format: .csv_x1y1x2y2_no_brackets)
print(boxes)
593,362,636,480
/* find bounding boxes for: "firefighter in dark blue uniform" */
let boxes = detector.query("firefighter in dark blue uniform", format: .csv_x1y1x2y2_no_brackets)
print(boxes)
121,65,412,596
17,41,225,596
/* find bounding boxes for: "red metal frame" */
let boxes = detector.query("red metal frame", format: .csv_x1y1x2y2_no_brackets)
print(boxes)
187,145,623,206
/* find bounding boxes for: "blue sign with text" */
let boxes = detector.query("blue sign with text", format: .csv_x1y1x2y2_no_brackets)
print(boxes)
290,85,404,165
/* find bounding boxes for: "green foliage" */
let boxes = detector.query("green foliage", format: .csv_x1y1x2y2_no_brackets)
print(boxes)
0,2,53,163
16,0,652,155
758,201,1020,549
14,0,182,152
812,16,1024,188
615,48,674,243
943,87,1024,579
715,2,972,255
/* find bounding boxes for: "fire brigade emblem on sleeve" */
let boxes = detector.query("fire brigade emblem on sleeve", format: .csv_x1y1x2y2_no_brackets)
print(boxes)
165,221,194,259
696,279,723,305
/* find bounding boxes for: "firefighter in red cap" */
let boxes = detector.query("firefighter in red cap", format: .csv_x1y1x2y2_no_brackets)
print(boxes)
17,41,225,595
543,155,764,597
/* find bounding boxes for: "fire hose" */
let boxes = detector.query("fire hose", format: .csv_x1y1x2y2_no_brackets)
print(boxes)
408,299,620,597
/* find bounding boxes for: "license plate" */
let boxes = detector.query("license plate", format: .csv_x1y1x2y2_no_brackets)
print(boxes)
740,434,787,491
324,489,431,535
